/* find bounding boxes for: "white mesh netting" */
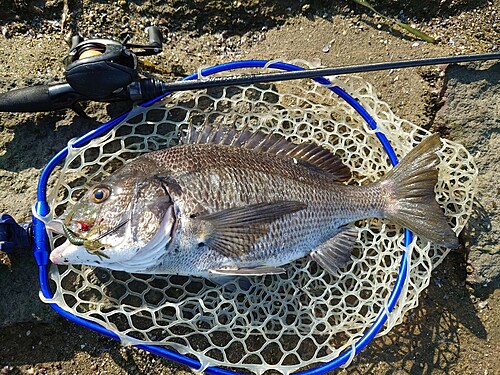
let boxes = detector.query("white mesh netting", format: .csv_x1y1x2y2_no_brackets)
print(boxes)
41,71,477,374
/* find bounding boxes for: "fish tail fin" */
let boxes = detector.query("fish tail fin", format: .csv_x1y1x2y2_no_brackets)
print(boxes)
379,134,458,248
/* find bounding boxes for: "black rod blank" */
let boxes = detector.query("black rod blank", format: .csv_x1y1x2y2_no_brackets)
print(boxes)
160,52,500,92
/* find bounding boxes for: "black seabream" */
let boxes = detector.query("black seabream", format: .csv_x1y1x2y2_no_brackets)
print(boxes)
49,126,458,278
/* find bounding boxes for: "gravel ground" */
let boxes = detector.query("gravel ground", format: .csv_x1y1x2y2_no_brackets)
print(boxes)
0,0,499,374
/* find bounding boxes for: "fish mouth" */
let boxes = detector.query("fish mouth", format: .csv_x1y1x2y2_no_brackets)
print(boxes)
46,218,128,241
46,218,130,261
49,240,84,265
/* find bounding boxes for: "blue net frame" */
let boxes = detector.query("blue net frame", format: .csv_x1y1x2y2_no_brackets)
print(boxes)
32,60,412,374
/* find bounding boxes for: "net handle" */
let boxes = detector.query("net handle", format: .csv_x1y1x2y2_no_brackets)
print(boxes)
34,59,411,375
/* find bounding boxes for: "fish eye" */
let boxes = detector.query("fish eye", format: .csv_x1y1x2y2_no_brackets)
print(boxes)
91,187,110,203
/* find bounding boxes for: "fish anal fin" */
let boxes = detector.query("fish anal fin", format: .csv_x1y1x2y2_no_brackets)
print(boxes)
196,200,307,258
310,226,358,274
182,124,351,182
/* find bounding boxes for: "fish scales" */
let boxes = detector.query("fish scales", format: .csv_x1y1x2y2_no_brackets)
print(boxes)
174,144,378,273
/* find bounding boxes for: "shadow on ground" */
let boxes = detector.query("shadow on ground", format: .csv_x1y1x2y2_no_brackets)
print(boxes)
1,0,491,37
347,251,487,374
0,102,132,172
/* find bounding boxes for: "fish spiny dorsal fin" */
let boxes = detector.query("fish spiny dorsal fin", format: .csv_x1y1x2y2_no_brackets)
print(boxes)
182,124,352,182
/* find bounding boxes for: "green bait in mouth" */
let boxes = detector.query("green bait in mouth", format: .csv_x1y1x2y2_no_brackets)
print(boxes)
62,224,85,246
62,224,110,260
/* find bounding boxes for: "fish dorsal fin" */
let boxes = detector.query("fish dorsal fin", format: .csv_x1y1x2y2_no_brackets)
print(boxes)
194,200,307,258
182,125,351,182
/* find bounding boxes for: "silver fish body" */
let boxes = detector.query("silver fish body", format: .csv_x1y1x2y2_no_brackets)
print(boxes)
49,126,458,278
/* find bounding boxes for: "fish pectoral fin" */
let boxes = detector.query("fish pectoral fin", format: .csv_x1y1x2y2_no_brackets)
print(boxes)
196,200,307,258
209,265,286,276
310,226,358,274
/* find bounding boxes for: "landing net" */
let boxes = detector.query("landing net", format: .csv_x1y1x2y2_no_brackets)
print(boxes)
39,63,476,374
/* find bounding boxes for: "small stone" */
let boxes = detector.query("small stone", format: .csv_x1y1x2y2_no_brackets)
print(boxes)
322,43,330,53
478,301,488,310
310,57,322,68
1,26,10,38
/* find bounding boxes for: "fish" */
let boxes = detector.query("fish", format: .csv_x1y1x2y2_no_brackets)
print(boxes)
48,125,458,279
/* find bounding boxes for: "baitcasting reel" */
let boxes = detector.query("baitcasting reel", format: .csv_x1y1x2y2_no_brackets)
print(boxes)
0,27,167,116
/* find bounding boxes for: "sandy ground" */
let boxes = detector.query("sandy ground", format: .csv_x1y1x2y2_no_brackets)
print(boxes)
0,0,499,374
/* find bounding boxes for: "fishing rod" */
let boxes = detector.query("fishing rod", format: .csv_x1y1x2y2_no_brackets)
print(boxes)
157,52,500,92
0,26,498,115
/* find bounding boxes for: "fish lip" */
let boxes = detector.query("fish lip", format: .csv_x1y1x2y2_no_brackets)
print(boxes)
49,240,104,265
49,240,79,265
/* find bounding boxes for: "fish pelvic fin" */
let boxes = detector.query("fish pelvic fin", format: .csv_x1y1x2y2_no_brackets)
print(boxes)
379,134,458,249
194,200,307,258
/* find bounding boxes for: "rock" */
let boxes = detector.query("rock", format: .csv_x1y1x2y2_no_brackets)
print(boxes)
435,61,500,286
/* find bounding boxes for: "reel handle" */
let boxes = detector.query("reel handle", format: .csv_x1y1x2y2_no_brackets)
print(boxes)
0,83,84,113
127,26,163,56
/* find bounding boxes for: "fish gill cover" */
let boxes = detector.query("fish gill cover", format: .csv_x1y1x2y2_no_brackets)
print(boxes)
41,67,477,374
